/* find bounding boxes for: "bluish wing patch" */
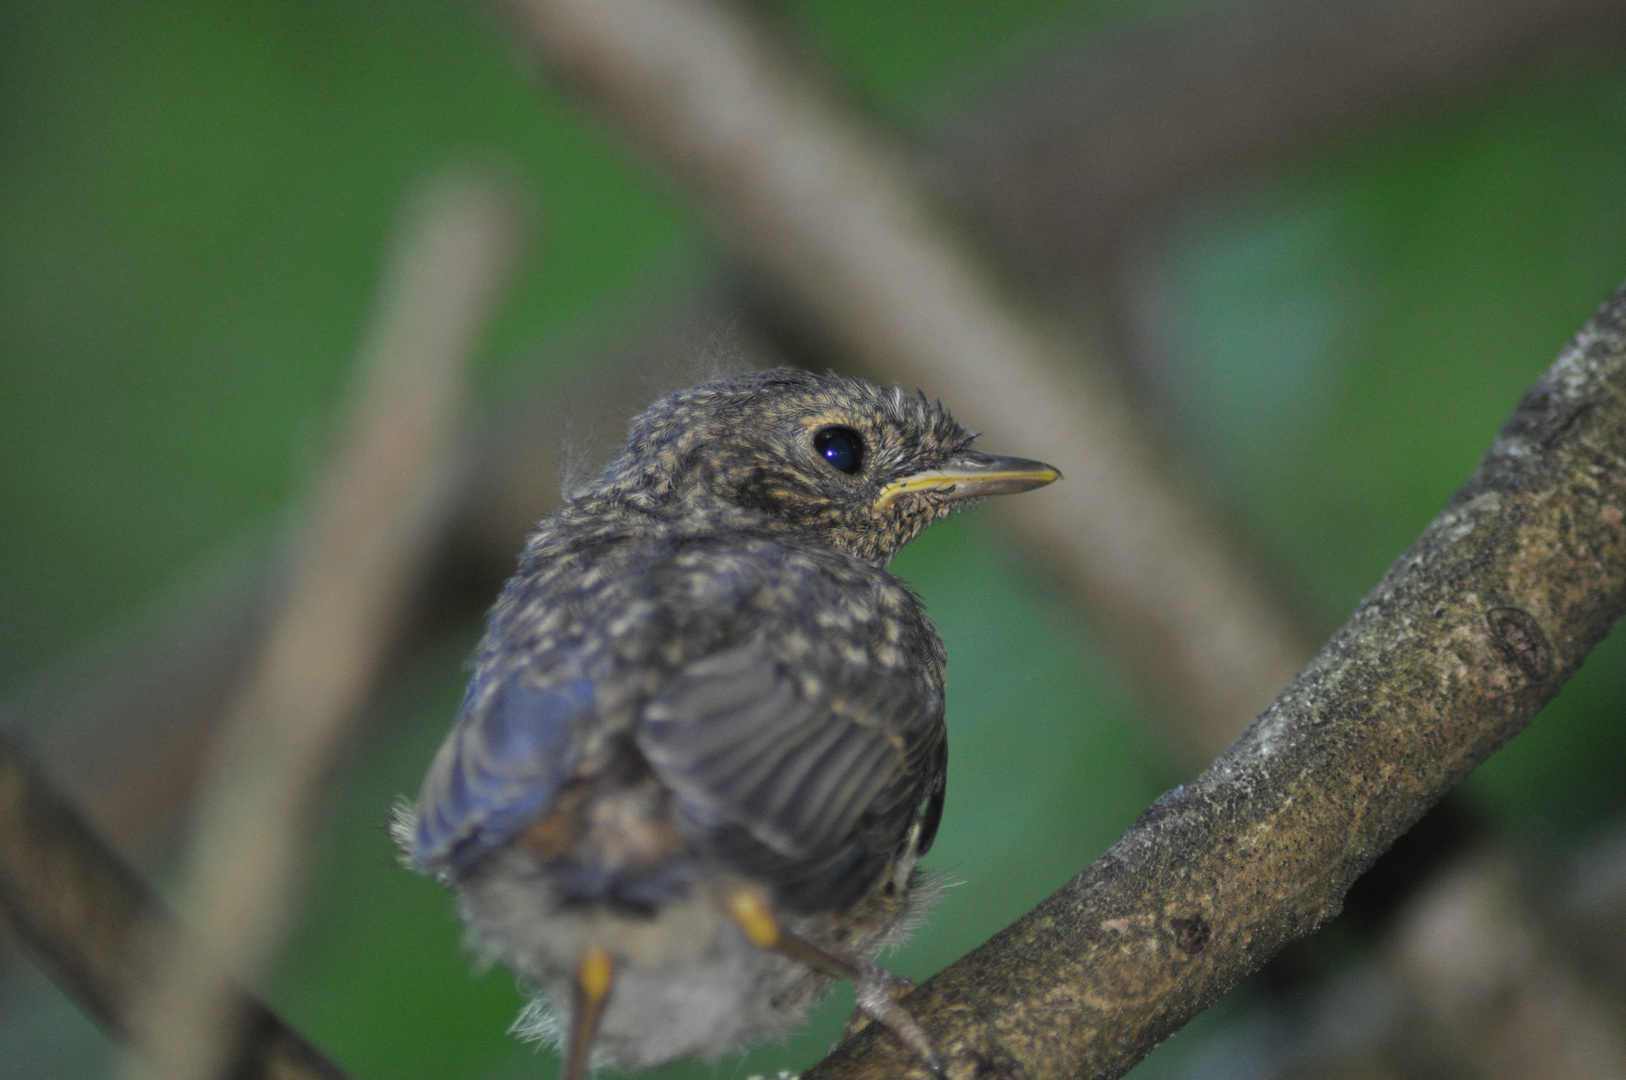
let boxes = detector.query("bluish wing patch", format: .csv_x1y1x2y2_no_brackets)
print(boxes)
410,675,594,878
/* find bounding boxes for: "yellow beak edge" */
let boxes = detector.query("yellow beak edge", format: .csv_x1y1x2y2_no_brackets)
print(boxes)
874,452,1060,511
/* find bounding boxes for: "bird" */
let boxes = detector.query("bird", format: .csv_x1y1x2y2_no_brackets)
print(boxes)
395,368,1059,1079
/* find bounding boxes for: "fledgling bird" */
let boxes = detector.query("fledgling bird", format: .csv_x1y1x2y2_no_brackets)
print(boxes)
395,368,1058,1078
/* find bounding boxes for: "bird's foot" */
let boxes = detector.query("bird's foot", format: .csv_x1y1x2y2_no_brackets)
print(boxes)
844,963,944,1078
725,890,945,1078
838,965,912,1040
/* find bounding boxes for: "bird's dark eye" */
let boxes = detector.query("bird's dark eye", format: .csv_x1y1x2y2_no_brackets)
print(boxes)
813,426,865,475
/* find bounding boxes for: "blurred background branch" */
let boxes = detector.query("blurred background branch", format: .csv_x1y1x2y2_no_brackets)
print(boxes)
118,176,515,1080
0,733,349,1080
943,0,1626,268
1385,845,1626,1080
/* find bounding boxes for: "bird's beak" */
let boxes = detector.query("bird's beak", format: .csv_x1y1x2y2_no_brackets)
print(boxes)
874,451,1061,510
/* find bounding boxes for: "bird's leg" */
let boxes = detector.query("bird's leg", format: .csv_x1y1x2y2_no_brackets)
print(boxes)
725,890,946,1079
794,939,942,1078
562,946,614,1080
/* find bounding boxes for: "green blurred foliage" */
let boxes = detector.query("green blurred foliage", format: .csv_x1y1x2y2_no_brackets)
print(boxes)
3,0,1626,1078
0,0,704,692
1152,52,1626,838
778,0,1176,123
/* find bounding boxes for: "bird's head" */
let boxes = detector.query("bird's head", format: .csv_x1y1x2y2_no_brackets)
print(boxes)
589,369,1059,563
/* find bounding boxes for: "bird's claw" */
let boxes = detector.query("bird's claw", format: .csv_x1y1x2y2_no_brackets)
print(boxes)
842,965,913,1035
842,963,946,1079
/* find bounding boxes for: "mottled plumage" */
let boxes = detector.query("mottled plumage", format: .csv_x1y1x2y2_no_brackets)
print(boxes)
396,369,1057,1076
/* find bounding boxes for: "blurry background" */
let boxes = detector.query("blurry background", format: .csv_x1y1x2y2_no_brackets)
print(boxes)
4,0,1626,1077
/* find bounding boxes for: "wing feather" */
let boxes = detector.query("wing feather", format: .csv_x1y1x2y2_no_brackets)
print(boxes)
637,641,935,878
409,674,594,877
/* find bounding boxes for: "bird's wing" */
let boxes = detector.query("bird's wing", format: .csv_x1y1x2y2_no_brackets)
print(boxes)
407,673,595,878
636,638,944,905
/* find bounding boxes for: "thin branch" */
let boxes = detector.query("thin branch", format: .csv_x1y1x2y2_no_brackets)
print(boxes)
125,175,517,1080
800,286,1626,1078
497,0,1315,760
0,733,348,1080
